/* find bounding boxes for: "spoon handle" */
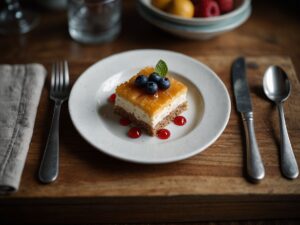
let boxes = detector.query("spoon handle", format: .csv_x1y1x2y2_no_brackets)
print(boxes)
277,103,299,179
242,112,265,181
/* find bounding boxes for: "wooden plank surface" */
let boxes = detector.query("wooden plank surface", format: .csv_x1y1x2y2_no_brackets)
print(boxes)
4,55,300,197
1,1,300,224
1,56,300,224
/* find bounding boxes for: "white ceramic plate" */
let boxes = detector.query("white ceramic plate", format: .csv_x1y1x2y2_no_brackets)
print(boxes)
137,3,251,40
139,0,251,26
69,50,231,164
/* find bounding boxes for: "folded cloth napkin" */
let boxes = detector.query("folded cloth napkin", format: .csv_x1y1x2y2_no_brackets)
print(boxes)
0,64,46,194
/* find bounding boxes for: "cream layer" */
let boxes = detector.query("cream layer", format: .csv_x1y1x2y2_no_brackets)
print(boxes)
115,93,186,127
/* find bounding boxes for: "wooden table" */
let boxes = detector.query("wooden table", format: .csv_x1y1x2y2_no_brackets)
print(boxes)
1,0,300,224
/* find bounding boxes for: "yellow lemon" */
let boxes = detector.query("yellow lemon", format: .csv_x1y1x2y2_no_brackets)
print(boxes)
151,0,172,10
167,0,194,18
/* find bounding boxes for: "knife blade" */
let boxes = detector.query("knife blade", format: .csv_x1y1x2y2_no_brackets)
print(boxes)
232,57,265,181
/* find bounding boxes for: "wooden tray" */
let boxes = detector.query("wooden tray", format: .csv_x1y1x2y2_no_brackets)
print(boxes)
1,56,300,224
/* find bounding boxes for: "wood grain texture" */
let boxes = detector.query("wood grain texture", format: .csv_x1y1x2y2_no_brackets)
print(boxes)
0,1,299,79
1,0,300,224
1,56,300,224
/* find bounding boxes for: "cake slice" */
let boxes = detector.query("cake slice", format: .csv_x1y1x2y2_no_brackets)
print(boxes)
114,66,188,136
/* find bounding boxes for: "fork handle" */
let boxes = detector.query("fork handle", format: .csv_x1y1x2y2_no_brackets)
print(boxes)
39,101,62,183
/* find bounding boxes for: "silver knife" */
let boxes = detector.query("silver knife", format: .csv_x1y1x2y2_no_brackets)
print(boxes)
232,57,265,181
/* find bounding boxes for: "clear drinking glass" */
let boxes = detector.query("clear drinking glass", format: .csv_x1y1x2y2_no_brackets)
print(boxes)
0,0,39,35
67,0,121,44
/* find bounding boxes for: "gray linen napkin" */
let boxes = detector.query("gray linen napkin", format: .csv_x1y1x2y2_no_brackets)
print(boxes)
0,64,46,194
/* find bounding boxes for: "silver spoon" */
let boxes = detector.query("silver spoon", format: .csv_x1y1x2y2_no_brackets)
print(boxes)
263,66,299,179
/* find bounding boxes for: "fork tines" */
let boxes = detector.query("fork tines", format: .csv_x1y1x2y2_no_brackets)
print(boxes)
50,61,69,99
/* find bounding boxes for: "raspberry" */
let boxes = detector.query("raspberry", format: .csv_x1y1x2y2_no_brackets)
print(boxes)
193,0,201,17
217,0,234,13
200,0,220,17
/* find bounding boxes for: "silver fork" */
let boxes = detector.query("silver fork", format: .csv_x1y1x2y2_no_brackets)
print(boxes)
39,61,69,183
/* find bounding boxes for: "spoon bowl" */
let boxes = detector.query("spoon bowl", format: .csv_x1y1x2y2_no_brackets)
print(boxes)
263,66,291,103
263,65,299,179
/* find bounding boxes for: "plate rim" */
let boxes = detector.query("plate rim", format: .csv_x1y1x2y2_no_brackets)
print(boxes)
68,49,231,164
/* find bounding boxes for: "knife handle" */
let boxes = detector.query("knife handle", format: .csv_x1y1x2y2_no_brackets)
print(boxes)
242,112,265,181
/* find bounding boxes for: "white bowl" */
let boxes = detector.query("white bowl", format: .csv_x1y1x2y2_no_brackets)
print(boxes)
138,0,251,26
137,2,252,40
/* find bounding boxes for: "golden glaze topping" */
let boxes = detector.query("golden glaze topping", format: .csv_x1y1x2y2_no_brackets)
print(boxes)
116,67,187,116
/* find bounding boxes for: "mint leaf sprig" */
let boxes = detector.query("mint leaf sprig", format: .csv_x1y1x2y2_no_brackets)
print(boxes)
155,59,168,77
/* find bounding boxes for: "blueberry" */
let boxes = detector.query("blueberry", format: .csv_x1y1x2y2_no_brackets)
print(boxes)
148,72,162,83
134,75,148,88
145,81,158,94
158,77,170,90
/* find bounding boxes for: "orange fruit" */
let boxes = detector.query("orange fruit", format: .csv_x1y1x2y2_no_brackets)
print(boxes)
167,0,194,18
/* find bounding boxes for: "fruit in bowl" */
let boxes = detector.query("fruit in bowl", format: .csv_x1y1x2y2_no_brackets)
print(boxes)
151,0,235,18
152,0,172,10
167,0,195,18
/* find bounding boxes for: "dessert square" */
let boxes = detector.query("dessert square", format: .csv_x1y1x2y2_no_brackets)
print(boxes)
114,67,188,136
